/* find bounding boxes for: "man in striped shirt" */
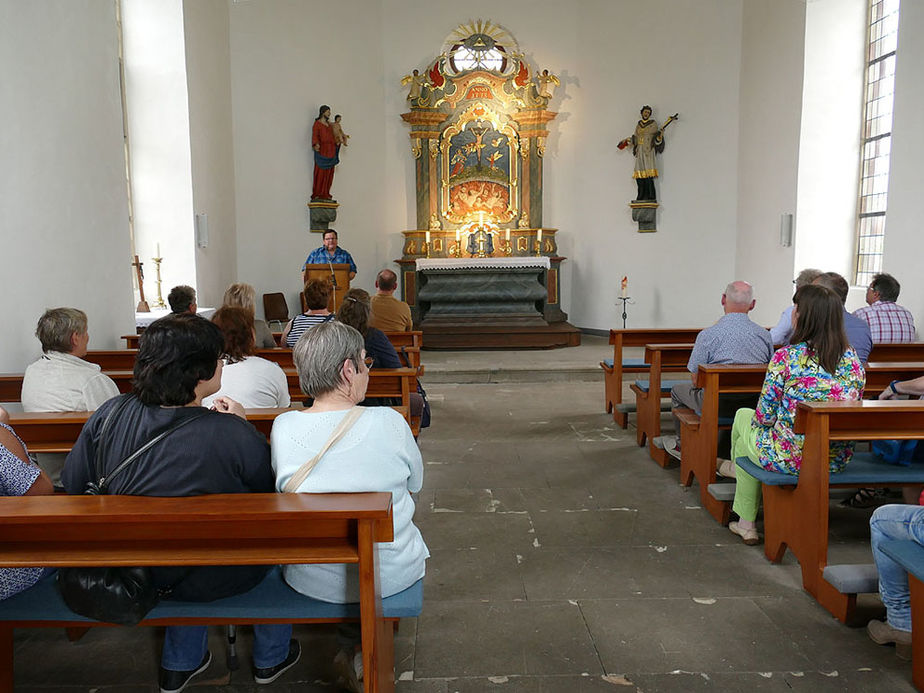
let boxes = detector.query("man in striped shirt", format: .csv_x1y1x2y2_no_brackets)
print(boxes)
853,273,916,343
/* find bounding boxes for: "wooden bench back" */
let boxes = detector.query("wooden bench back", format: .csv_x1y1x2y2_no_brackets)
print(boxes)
0,493,394,567
121,331,423,363
609,328,701,348
6,400,419,453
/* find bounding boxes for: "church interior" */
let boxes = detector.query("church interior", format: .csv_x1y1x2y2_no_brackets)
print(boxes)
3,0,924,690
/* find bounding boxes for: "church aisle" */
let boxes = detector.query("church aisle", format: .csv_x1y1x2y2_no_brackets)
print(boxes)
401,381,915,692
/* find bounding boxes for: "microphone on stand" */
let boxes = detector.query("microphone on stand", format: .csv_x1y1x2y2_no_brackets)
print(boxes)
328,258,338,309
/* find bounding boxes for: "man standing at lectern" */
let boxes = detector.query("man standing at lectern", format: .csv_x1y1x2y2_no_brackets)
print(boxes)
303,229,357,282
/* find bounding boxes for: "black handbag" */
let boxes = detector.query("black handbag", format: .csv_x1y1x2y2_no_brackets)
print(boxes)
58,396,207,625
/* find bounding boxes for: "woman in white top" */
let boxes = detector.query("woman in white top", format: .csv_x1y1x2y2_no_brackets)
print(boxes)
271,321,427,691
202,307,290,409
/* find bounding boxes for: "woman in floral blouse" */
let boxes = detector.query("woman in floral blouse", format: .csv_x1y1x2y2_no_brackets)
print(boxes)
727,284,866,544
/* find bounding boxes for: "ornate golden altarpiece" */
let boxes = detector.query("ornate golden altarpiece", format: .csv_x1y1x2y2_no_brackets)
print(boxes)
397,21,577,348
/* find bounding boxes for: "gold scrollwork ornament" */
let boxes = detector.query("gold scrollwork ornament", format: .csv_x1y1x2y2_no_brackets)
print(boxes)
429,213,442,230
518,210,531,228
429,140,439,159
411,142,422,159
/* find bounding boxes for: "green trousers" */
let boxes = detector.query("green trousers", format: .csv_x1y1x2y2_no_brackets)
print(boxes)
730,407,762,522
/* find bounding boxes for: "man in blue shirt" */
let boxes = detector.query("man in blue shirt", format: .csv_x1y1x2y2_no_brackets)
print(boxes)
657,280,774,461
303,229,357,281
813,271,872,362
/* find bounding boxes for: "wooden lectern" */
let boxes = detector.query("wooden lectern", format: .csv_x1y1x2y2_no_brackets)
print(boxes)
302,263,352,313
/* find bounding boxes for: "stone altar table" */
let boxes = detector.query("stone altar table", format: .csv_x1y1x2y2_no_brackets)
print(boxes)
414,257,579,349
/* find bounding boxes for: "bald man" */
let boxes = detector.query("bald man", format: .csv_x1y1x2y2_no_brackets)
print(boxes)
657,281,774,462
369,269,412,331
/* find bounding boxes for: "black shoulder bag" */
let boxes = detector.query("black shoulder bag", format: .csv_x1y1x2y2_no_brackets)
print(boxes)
58,396,208,625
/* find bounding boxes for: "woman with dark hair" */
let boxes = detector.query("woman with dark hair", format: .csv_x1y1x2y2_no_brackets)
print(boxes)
203,307,290,409
281,278,334,348
725,284,866,544
61,313,299,692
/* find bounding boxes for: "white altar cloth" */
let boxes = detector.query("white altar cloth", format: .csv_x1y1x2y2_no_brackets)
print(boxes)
416,257,550,271
135,307,216,328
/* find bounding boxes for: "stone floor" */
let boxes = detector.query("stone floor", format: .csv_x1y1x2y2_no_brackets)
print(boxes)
10,340,917,691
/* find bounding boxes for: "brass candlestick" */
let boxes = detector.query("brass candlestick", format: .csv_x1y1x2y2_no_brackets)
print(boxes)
152,255,166,309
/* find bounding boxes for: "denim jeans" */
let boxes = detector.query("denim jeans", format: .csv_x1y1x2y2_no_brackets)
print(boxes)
870,503,924,632
161,624,292,671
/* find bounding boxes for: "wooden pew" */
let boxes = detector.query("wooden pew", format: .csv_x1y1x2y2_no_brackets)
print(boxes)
629,344,697,465
878,540,924,690
0,492,405,693
1,364,420,432
869,342,924,362
676,364,767,524
738,400,924,624
7,387,420,452
601,328,701,427
112,331,425,370
679,362,924,526
7,408,295,453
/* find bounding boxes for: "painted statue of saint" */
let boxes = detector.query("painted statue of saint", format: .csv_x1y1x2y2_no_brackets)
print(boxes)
619,106,678,201
311,105,339,200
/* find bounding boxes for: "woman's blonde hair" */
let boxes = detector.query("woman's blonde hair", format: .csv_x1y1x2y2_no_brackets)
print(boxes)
222,283,257,314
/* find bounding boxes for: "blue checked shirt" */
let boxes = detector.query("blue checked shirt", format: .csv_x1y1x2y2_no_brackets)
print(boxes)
304,246,357,274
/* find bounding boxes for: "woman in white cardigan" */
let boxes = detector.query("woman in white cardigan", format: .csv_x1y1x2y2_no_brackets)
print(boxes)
271,321,427,692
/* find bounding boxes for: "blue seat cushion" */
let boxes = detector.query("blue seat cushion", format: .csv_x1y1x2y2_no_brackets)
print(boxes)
633,379,688,394
735,452,924,487
880,540,924,581
0,567,423,623
601,359,650,369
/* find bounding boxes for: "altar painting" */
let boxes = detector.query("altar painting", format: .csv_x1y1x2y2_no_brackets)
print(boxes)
442,108,518,224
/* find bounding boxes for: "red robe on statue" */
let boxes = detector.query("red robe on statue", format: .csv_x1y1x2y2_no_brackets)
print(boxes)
312,120,337,200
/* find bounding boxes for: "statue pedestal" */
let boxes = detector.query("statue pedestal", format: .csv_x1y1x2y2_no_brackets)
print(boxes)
630,200,658,233
307,199,338,231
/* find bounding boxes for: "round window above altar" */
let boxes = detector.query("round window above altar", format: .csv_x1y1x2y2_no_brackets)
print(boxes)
443,20,517,75
449,35,507,72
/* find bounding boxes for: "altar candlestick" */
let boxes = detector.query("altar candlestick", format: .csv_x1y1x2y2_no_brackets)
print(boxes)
621,276,628,298
455,229,460,242
156,242,161,258
425,231,430,244
505,228,510,242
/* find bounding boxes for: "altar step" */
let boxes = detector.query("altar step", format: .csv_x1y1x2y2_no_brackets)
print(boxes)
420,320,582,350
420,333,606,384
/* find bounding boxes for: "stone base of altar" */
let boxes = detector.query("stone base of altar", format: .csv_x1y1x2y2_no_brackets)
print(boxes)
407,256,578,349
420,318,582,350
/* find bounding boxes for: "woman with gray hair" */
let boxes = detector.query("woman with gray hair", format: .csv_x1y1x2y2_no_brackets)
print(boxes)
270,321,428,692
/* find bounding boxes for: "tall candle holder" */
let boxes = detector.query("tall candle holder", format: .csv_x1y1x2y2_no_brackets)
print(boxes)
616,296,632,328
152,255,166,309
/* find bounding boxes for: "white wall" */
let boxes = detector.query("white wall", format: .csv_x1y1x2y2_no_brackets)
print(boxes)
0,0,133,372
230,0,387,319
793,0,866,297
230,0,747,329
184,0,238,309
570,0,743,329
122,0,197,303
734,0,805,328
880,1,924,324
